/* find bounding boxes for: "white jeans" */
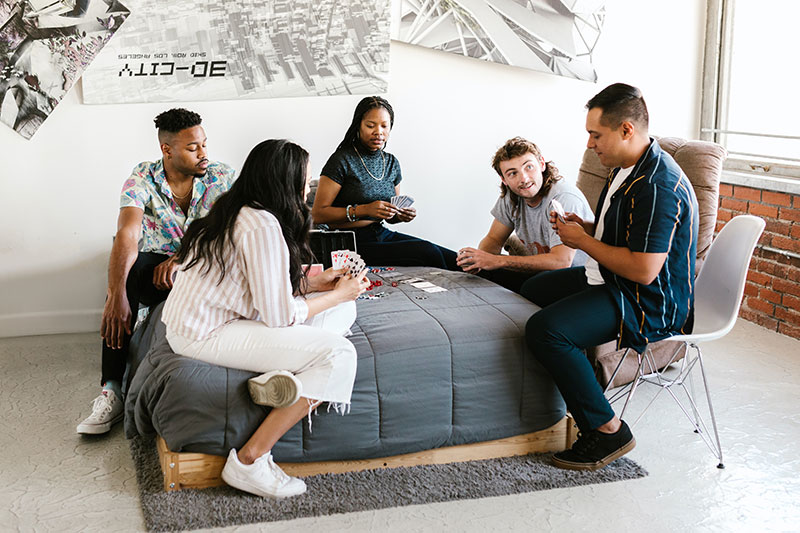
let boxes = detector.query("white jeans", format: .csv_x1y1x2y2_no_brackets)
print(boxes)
166,299,358,405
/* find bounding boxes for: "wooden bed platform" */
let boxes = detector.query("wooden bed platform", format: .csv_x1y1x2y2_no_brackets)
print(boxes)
157,415,577,491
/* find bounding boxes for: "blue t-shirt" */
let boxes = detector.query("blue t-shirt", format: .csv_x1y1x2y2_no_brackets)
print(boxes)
321,144,402,208
596,139,699,352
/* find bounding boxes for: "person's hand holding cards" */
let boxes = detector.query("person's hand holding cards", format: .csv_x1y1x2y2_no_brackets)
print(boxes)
305,265,347,292
330,250,369,301
390,194,416,223
549,198,568,225
547,201,592,249
331,250,367,276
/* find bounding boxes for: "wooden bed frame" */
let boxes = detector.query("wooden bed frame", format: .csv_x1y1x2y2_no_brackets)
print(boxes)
157,415,577,491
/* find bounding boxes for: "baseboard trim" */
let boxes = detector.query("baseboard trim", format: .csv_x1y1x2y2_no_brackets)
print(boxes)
0,310,101,338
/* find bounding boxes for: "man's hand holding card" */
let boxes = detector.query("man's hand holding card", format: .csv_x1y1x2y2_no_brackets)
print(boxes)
549,198,568,224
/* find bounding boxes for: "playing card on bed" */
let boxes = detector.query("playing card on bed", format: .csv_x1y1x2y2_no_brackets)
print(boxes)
390,195,415,209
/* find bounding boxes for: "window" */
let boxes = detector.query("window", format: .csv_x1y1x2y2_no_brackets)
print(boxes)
701,0,800,180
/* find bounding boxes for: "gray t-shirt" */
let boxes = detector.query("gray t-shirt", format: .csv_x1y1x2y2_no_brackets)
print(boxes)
490,180,594,266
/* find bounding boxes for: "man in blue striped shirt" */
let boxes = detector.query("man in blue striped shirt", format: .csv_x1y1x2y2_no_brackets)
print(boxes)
523,83,699,470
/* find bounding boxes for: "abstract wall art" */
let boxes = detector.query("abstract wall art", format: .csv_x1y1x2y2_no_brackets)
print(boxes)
82,0,391,104
0,0,130,139
391,0,605,81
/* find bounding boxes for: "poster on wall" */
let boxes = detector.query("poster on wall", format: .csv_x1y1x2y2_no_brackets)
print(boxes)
82,0,391,104
391,0,605,82
0,0,130,139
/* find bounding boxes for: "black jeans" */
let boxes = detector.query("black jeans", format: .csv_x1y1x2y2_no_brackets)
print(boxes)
101,252,171,385
353,223,458,270
522,267,619,433
478,268,538,294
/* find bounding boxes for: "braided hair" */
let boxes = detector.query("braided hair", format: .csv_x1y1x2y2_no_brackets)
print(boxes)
336,96,395,151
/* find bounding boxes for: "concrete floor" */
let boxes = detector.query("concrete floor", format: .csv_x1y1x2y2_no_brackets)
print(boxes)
1,318,799,532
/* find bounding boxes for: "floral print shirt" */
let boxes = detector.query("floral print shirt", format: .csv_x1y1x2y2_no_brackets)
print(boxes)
119,159,235,255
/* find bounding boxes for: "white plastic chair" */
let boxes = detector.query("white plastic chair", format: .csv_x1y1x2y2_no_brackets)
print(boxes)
606,215,765,468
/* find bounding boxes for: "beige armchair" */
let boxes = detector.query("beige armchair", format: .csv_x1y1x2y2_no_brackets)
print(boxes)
576,137,726,388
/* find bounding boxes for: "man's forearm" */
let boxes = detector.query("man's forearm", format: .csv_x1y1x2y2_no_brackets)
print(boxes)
579,236,664,284
107,235,139,295
478,236,503,255
495,252,572,273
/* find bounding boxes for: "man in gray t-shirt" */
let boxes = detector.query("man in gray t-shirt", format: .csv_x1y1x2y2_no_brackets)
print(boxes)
457,137,594,293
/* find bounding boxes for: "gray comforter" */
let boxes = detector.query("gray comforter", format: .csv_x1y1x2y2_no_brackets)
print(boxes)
125,267,565,461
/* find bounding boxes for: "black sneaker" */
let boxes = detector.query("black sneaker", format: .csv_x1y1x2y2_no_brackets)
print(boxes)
552,420,636,471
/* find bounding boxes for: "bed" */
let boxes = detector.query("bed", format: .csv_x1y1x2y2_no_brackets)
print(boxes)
125,267,572,490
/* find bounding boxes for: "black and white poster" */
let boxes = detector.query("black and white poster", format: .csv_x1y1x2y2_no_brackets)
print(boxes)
0,0,130,138
392,0,605,81
82,0,391,104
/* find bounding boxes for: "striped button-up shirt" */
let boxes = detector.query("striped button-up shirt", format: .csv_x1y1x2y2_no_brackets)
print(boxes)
162,207,309,340
596,139,699,352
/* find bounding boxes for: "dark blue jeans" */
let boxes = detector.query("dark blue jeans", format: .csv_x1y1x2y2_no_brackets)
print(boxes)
101,252,171,385
354,223,458,270
479,268,537,294
522,267,619,433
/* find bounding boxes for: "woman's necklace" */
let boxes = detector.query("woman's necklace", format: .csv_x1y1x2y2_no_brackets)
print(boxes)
353,143,387,181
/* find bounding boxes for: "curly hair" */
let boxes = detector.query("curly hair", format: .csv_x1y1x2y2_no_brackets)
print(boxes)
153,108,202,134
336,96,394,152
491,137,562,216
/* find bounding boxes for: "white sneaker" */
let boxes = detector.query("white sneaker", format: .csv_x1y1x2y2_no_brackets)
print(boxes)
76,389,123,434
221,449,306,498
247,370,302,408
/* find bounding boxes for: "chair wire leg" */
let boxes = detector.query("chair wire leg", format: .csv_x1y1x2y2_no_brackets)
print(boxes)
660,347,724,468
603,348,631,394
697,348,725,469
619,349,645,421
685,344,703,432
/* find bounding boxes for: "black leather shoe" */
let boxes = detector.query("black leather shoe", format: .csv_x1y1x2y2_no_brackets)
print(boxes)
552,420,636,471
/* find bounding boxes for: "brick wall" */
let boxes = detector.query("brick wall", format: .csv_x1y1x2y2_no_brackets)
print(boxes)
717,183,800,339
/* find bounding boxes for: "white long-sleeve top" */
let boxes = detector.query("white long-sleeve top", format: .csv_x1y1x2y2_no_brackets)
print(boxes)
162,207,309,340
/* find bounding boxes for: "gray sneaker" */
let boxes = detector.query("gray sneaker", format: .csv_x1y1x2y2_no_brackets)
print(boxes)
76,389,123,434
247,370,302,408
221,449,306,498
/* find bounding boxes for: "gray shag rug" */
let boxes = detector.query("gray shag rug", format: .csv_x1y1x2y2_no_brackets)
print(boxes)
130,436,647,532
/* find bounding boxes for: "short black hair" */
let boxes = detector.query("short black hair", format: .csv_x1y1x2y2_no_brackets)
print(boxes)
154,108,202,134
586,83,649,131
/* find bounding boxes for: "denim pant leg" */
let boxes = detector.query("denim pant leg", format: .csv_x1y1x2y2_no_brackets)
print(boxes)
100,252,171,385
523,268,619,433
355,224,458,270
478,268,537,294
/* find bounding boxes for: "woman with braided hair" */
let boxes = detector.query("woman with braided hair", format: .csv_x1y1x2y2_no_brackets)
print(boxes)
312,96,457,269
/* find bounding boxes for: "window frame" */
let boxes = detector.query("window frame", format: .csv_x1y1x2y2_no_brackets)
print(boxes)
700,0,800,182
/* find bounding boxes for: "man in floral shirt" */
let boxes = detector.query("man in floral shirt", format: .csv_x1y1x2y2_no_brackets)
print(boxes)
77,108,235,434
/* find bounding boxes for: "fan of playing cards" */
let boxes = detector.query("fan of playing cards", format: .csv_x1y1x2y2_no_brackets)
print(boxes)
331,250,367,276
390,195,414,209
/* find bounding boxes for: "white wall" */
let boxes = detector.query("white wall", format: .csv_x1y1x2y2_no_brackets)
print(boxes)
0,0,706,337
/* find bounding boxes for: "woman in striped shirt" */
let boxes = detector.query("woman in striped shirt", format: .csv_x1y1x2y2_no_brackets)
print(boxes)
162,139,369,499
